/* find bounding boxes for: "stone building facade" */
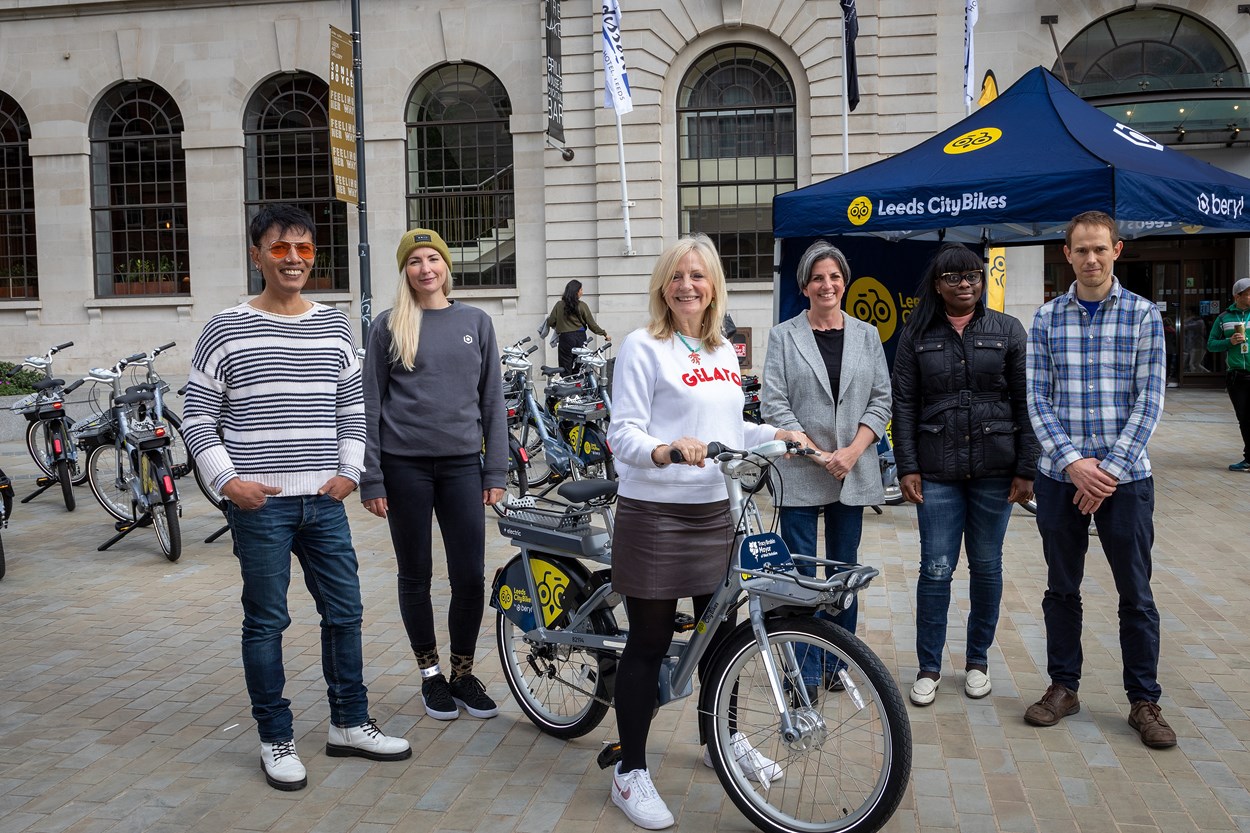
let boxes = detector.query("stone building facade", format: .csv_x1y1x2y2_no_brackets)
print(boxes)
0,0,1247,376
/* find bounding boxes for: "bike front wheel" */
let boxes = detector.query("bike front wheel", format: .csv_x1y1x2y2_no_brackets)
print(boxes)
86,444,132,521
701,616,911,833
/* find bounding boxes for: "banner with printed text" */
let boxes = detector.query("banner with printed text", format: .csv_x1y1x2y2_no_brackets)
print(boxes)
329,25,358,205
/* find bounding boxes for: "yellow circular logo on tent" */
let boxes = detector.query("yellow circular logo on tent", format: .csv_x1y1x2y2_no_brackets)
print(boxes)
943,127,1002,155
846,276,898,342
847,196,873,226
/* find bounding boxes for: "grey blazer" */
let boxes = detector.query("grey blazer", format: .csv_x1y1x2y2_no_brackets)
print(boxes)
762,312,892,507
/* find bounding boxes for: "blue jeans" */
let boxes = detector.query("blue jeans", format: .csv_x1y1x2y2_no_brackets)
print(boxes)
914,478,1012,674
228,494,368,742
1035,474,1161,704
779,502,863,685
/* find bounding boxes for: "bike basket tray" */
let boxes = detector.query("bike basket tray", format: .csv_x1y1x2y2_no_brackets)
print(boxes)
8,392,38,413
128,424,170,451
740,374,761,393
35,400,67,420
73,415,115,447
555,397,607,421
495,500,609,560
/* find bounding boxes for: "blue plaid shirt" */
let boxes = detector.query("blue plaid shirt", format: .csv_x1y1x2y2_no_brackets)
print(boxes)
1026,278,1165,483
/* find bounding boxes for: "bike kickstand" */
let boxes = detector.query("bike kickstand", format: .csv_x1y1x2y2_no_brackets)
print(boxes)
19,476,57,504
203,522,231,544
97,512,153,551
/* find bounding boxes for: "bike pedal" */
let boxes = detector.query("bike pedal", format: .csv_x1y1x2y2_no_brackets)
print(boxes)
35,476,53,487
114,520,132,532
673,612,696,633
170,464,189,478
596,742,623,770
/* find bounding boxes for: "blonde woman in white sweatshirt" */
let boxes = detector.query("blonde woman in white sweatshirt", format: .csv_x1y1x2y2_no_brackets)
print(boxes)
604,235,803,830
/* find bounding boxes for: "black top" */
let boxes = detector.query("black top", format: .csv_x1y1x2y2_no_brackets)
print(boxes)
812,326,845,397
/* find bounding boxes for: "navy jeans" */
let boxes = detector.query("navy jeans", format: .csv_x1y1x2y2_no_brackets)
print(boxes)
779,502,863,685
228,494,368,742
914,477,1012,674
1035,474,1162,704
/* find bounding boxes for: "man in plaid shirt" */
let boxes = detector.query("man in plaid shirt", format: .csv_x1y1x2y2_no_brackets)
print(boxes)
1023,211,1176,749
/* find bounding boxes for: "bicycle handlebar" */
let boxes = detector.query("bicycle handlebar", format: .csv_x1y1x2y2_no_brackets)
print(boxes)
669,439,816,465
52,341,74,352
154,341,176,354
63,378,85,395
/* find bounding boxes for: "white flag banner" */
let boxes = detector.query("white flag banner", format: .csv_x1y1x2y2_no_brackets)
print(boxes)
602,0,633,115
964,0,979,108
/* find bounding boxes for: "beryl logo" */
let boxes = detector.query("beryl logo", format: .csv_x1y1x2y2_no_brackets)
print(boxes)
1113,123,1164,152
1197,192,1246,220
943,127,1002,155
848,196,873,226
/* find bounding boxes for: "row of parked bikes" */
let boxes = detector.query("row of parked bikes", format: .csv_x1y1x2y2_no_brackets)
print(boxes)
1,341,231,574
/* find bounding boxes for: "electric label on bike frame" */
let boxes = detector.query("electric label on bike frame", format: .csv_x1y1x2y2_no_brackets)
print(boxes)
738,532,794,577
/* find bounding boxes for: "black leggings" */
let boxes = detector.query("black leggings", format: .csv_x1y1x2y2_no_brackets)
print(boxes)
615,594,736,772
380,452,485,660
557,329,587,375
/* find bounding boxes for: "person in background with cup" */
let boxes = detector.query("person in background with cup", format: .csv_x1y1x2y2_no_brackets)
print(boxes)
1207,277,1250,472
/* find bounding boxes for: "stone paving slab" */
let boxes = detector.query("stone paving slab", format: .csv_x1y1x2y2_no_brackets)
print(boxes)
0,388,1247,832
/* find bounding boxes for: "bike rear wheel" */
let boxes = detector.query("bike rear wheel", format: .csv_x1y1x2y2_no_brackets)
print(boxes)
86,444,132,522
701,616,911,833
520,417,554,487
56,458,75,511
143,451,181,562
505,438,529,498
27,418,85,486
162,411,193,478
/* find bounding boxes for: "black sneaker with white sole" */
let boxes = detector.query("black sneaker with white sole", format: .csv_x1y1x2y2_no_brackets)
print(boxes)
421,673,460,720
449,673,499,718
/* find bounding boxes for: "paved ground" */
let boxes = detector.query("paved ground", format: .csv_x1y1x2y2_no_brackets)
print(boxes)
0,387,1247,833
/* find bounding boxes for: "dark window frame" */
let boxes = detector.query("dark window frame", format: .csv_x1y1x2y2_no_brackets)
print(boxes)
0,90,36,299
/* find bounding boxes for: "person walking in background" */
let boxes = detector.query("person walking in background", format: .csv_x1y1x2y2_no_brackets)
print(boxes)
1024,210,1175,749
891,243,1038,707
183,204,411,792
547,279,610,374
761,239,890,695
605,235,803,830
360,228,508,723
1207,278,1250,471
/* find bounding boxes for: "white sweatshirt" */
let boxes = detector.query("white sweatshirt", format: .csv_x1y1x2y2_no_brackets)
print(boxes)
607,328,777,503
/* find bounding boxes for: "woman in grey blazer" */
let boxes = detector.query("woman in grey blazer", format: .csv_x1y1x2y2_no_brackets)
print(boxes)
762,240,891,692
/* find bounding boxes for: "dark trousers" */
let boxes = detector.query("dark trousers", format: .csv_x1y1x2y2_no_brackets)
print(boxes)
1035,473,1161,704
557,329,587,375
380,453,486,660
1227,369,1250,461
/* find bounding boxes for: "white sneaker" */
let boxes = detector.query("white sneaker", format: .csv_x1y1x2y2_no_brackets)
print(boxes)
910,675,940,706
611,764,674,830
260,739,307,791
326,719,412,761
964,669,992,699
703,732,784,784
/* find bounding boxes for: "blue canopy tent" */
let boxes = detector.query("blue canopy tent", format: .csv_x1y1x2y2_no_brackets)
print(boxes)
769,66,1250,341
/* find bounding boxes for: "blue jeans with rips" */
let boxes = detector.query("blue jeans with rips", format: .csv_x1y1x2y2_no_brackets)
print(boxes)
227,494,369,742
914,477,1012,675
779,502,864,686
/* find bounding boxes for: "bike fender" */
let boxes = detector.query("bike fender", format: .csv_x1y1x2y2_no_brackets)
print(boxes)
490,551,593,631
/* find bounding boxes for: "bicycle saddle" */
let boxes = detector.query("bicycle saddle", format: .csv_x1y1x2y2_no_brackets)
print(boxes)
557,479,617,504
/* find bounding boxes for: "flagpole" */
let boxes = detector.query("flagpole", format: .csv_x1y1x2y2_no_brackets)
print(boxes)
615,109,634,255
842,46,850,173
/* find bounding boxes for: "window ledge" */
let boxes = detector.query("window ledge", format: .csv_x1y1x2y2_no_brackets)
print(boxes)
453,287,520,299
85,296,192,309
0,299,40,310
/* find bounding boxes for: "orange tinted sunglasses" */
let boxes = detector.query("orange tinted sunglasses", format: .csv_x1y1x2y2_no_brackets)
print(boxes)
264,241,316,259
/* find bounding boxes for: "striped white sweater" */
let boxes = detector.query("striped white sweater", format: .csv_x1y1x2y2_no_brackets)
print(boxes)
183,302,366,496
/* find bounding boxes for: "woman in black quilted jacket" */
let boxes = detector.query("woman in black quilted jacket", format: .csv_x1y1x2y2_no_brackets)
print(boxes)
891,242,1039,708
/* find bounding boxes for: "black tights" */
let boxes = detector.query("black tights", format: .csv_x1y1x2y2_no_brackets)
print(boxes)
615,594,735,772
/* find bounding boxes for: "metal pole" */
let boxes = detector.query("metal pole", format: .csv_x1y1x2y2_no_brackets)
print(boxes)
615,109,634,255
842,43,850,173
351,0,372,343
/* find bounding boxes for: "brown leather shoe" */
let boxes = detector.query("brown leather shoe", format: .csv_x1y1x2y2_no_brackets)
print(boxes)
1023,683,1080,727
1128,701,1177,748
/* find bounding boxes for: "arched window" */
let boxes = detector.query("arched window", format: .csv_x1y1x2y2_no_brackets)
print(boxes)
244,73,346,294
405,64,514,288
89,82,188,296
678,45,796,282
1057,9,1245,145
0,91,36,299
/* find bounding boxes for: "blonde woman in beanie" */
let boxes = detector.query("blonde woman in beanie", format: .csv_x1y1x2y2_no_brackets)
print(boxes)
360,228,509,721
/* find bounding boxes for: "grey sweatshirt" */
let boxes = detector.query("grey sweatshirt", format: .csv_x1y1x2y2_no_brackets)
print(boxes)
360,302,507,500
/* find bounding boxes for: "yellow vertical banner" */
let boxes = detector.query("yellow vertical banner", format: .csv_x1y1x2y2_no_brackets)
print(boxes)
328,25,358,204
986,247,1006,311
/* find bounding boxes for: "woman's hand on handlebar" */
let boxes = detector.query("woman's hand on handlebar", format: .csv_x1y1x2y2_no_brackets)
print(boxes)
655,437,708,467
900,473,923,504
363,497,388,518
483,488,505,506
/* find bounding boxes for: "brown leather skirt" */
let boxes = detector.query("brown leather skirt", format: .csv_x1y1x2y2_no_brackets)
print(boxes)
611,496,733,599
